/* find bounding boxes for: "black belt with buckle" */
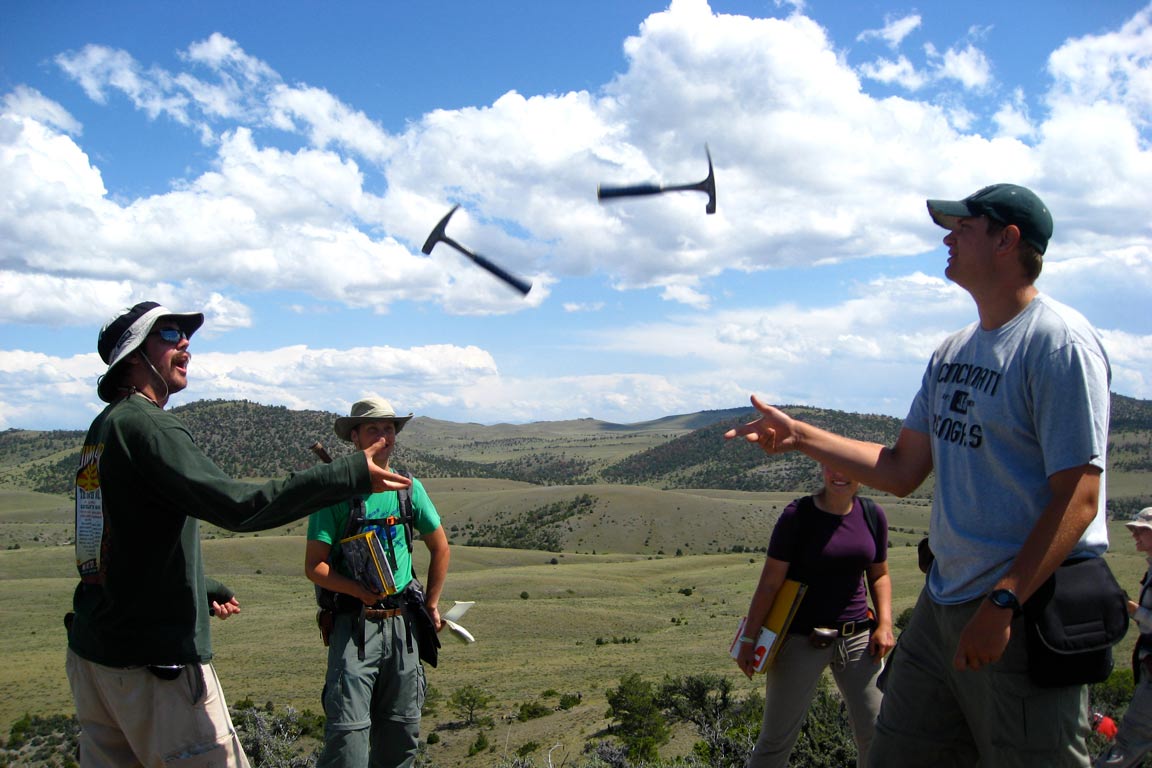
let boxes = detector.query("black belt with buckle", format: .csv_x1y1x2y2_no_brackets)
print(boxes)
805,617,874,649
832,617,874,637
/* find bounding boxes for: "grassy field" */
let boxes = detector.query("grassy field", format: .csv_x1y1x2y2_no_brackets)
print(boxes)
0,481,1149,766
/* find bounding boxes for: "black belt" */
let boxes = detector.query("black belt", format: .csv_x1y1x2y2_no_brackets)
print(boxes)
797,618,874,638
829,617,874,637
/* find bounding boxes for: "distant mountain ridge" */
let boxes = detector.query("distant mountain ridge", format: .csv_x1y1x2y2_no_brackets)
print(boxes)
1,395,1149,514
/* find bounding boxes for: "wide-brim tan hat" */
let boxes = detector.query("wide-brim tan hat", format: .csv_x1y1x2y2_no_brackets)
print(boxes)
1126,507,1152,531
334,397,414,441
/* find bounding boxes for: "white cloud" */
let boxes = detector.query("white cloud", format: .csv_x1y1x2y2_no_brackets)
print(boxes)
2,1,1151,428
857,55,929,91
563,302,605,313
1045,6,1152,117
2,86,82,136
993,88,1035,139
857,14,922,49
933,43,993,90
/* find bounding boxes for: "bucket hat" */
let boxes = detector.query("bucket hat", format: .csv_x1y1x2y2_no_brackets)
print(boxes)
96,301,204,403
1126,507,1152,532
334,397,414,441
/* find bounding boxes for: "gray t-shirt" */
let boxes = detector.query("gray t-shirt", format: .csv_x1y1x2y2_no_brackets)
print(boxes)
904,294,1111,603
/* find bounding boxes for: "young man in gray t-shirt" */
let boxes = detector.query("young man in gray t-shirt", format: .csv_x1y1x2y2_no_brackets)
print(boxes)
726,183,1111,767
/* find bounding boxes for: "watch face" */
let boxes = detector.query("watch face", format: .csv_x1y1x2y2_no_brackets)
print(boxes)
990,589,1020,610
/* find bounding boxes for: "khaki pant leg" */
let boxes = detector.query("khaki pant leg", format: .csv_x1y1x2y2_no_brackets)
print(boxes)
829,629,885,767
747,634,837,768
67,648,250,768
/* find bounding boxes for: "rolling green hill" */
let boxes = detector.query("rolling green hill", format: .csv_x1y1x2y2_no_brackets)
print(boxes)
1,393,1149,515
0,394,1149,759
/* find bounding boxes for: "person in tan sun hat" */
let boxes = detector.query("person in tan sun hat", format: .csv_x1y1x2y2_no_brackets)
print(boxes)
1095,508,1152,767
306,396,450,768
67,305,412,768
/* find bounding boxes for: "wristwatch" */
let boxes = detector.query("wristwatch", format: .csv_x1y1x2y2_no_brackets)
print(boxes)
988,588,1023,616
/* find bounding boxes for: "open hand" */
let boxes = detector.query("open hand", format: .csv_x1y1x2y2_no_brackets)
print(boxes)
723,395,798,455
212,596,241,620
363,440,413,493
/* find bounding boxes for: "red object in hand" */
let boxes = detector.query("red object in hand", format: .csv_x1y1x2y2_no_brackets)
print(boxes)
1093,714,1118,740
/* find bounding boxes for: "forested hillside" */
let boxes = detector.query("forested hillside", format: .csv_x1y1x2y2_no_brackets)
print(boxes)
1,395,1149,513
602,406,909,492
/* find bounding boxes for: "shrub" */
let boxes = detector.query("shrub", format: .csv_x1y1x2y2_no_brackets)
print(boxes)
467,731,490,756
517,701,552,721
232,704,316,768
449,685,492,726
604,673,670,763
558,692,582,710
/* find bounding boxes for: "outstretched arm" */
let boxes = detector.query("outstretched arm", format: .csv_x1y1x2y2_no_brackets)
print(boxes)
724,395,934,497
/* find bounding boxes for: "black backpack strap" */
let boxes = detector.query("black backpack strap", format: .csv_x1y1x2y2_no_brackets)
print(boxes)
315,497,369,611
397,472,415,549
857,496,881,555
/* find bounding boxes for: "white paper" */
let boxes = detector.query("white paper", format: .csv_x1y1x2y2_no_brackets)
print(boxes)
443,601,474,622
443,601,476,643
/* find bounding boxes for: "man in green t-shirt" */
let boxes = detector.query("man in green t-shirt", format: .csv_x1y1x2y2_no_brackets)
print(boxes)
306,397,451,768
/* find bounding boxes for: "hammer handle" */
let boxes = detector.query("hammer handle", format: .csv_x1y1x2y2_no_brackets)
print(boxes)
597,183,664,199
470,253,533,296
310,441,334,464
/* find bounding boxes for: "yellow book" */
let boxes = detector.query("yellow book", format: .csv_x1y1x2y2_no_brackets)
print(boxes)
729,579,807,672
339,530,397,596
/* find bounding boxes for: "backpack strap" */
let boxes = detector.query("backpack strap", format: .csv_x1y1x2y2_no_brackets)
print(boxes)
857,496,881,556
315,496,369,612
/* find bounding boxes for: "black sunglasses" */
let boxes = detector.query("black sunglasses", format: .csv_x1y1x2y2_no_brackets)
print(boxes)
150,328,188,343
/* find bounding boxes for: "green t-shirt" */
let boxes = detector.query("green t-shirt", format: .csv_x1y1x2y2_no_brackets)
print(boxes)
307,476,440,592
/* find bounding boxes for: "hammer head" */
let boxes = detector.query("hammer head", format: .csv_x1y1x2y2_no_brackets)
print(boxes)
702,145,716,215
422,204,460,255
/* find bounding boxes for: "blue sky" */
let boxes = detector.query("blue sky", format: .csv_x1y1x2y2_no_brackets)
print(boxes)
1,0,1150,430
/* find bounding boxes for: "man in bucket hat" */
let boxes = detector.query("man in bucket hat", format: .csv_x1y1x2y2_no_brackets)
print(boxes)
727,184,1111,766
68,302,412,768
306,397,450,768
1095,508,1152,767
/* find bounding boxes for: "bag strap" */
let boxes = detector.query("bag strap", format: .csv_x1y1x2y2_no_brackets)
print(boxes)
857,496,881,556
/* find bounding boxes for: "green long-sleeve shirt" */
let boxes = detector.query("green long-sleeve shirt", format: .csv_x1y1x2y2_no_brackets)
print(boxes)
70,394,370,666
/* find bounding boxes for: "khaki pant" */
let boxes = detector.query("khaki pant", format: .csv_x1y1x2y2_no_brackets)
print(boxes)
66,648,250,768
317,611,425,768
868,590,1089,768
747,628,884,768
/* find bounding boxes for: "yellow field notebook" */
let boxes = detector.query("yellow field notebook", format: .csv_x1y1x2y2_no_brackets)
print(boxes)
729,579,807,673
339,530,397,596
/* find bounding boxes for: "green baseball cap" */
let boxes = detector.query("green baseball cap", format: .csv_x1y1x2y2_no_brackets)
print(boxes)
927,183,1053,254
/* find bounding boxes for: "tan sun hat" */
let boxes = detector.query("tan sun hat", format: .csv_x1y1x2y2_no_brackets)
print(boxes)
333,397,414,442
1126,507,1152,532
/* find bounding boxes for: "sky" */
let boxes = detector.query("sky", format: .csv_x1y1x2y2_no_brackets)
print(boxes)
1,0,1150,431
